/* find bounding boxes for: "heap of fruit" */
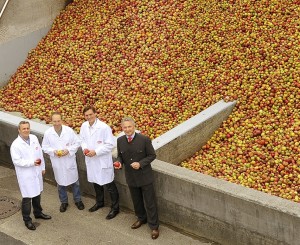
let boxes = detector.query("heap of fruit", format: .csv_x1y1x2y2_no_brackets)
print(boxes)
0,0,299,201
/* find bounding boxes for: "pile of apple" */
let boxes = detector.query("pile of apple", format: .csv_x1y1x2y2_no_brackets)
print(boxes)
0,0,299,202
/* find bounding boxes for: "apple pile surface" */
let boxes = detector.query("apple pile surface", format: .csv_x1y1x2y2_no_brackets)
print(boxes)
0,0,299,202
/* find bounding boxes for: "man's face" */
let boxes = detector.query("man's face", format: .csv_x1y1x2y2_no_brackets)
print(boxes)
84,109,97,125
52,114,62,128
121,121,135,136
18,123,30,139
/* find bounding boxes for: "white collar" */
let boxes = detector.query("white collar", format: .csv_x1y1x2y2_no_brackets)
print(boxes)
90,118,98,127
126,133,135,139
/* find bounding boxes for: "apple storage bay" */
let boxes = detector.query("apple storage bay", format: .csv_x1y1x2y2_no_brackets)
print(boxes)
0,0,299,245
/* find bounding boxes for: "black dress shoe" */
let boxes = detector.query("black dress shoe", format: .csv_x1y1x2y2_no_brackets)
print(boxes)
88,203,104,212
106,209,119,220
34,212,52,220
131,219,147,229
25,221,36,230
60,203,68,212
75,201,85,210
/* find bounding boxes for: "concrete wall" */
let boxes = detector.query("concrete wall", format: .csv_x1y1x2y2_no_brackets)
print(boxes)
155,160,299,245
0,0,71,43
0,0,71,86
0,27,51,86
153,100,236,165
1,101,300,245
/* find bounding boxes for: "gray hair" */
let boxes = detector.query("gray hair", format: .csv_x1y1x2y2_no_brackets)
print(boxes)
121,117,135,126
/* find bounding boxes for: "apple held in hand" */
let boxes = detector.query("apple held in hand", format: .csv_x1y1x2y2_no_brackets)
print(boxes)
57,150,63,157
83,149,90,155
113,161,121,168
36,159,41,165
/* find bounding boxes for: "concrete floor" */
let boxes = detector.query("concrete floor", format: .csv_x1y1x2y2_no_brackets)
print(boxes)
0,165,216,245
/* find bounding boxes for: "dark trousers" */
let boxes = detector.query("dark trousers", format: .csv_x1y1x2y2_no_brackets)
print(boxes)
129,183,159,230
93,181,119,211
22,195,43,223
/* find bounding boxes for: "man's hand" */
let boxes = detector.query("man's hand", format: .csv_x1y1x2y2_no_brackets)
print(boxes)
61,149,69,156
85,150,96,157
54,149,69,157
34,159,42,166
130,162,140,170
42,170,46,175
113,161,122,170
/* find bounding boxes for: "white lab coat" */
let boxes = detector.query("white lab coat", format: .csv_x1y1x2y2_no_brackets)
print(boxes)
79,119,115,185
10,134,45,198
42,125,81,186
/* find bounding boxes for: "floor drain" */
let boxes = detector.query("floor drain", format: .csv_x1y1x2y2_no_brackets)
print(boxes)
0,196,21,219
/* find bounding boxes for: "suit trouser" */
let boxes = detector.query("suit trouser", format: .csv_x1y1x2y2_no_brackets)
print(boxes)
129,183,159,230
22,194,43,223
93,181,119,211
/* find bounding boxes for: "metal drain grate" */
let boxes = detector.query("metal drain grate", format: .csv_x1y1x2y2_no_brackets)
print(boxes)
0,196,21,219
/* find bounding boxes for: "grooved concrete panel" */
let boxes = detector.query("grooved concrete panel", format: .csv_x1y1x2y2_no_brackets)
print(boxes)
0,0,71,85
0,0,70,43
0,0,6,11
0,26,51,86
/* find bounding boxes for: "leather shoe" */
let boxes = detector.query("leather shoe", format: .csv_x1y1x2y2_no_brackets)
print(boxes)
106,209,119,220
88,203,104,212
25,221,36,230
60,203,68,212
34,212,52,220
131,220,147,229
75,201,85,210
151,229,159,239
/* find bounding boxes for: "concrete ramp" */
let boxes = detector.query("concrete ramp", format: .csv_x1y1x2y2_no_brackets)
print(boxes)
0,0,70,86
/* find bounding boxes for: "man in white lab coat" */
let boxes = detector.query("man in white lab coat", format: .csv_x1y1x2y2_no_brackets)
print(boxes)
42,112,84,212
80,105,119,220
10,121,51,231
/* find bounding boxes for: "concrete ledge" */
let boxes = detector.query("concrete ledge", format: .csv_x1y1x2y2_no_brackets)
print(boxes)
154,159,300,245
154,100,236,165
0,102,299,244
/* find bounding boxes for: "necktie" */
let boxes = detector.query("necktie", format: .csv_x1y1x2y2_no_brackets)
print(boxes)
128,136,132,143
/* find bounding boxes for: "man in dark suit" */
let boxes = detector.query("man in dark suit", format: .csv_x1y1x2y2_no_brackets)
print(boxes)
114,117,159,239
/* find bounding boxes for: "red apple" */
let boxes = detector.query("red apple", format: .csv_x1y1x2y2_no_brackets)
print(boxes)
113,161,121,168
36,159,41,165
83,149,90,155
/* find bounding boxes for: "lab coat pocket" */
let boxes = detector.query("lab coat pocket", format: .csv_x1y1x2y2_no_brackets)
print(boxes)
101,156,113,169
67,162,77,170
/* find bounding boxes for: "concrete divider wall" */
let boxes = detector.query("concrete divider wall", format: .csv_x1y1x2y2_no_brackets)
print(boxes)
155,160,300,245
153,100,236,165
0,101,300,245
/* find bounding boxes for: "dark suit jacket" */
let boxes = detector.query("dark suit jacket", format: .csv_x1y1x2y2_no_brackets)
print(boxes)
117,133,156,187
